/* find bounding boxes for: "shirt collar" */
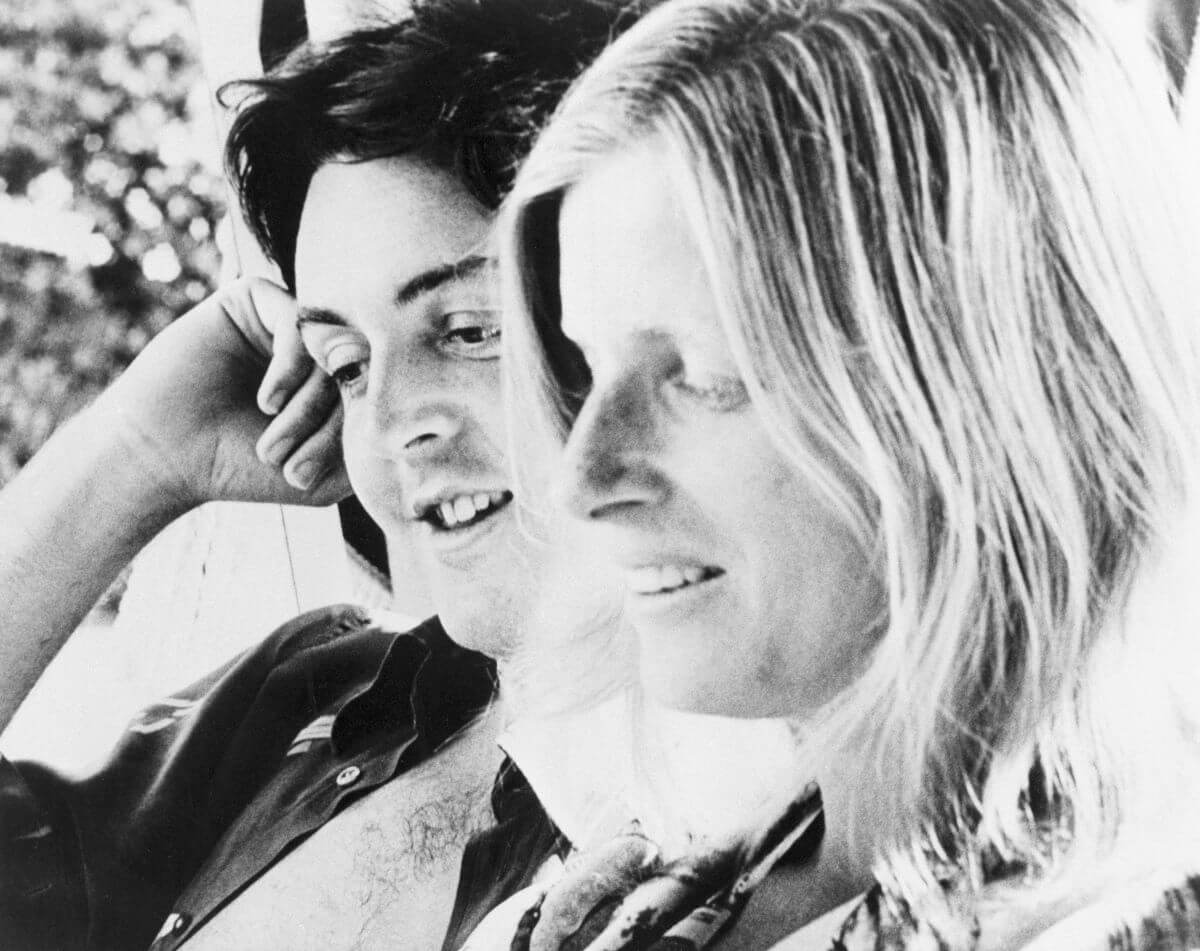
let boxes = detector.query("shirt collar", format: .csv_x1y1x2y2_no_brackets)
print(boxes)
330,611,497,758
498,693,637,850
504,697,820,857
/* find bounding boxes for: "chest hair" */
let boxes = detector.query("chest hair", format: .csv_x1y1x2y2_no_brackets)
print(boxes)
184,713,503,950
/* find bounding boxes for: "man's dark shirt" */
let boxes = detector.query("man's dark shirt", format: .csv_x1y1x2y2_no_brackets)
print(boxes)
0,605,565,951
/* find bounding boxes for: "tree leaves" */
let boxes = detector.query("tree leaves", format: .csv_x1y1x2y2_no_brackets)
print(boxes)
0,0,224,483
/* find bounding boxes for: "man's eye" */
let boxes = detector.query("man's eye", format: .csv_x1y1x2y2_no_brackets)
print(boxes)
446,326,501,346
329,362,366,390
442,311,502,358
322,343,369,396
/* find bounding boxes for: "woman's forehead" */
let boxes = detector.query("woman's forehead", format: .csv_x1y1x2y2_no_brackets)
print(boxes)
557,149,717,345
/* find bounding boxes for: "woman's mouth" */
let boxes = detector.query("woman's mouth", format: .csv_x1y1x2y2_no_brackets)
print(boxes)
625,563,725,595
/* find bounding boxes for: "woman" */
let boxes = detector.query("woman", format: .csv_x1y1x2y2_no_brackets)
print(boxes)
496,0,1200,947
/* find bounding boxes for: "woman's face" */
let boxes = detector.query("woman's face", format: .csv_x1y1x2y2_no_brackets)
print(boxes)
554,147,883,718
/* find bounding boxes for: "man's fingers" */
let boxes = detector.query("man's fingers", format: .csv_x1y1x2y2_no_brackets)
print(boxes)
280,404,347,493
219,278,315,416
256,367,340,471
220,278,296,356
257,308,313,415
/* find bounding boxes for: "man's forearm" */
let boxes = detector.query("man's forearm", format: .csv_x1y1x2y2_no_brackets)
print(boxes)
0,403,190,732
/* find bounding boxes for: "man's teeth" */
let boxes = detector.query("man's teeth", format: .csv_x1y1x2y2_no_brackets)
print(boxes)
433,491,507,529
627,564,717,595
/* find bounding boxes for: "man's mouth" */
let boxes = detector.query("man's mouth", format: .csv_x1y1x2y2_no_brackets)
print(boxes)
625,564,726,595
417,490,513,532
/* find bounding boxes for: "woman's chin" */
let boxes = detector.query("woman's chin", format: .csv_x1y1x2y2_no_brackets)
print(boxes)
638,647,780,719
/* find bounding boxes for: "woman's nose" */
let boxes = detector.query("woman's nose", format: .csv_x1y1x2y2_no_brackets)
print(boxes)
559,372,668,521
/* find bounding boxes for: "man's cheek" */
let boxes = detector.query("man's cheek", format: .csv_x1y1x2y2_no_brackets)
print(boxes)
341,445,398,529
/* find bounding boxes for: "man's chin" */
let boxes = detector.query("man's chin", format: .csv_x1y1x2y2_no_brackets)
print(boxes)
429,580,524,659
413,514,539,657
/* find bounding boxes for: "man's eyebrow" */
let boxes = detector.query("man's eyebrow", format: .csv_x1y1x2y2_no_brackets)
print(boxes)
395,254,495,307
295,255,495,328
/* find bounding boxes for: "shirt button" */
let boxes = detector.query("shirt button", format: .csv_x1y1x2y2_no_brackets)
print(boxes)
155,911,191,940
335,765,361,787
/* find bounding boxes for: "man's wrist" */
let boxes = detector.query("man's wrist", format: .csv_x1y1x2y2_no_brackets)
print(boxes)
56,398,199,530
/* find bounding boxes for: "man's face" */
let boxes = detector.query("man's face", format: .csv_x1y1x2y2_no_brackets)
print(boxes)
294,156,535,654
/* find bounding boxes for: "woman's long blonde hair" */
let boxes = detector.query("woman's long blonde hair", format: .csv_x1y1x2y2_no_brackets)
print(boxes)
502,0,1200,895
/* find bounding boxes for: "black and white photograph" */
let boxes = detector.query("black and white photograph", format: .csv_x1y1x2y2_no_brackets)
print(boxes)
1,0,1198,948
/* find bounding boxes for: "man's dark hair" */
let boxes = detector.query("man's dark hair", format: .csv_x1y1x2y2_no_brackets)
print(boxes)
223,0,649,289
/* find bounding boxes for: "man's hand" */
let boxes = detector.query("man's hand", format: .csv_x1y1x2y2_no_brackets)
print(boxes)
103,278,351,509
0,278,351,732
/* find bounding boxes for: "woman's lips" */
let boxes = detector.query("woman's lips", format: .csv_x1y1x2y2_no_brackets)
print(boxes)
624,563,725,595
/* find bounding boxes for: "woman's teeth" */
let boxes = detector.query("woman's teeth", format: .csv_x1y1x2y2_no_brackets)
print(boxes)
626,564,722,595
435,491,508,529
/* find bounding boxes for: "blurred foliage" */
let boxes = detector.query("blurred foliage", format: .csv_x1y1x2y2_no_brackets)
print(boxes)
0,0,224,485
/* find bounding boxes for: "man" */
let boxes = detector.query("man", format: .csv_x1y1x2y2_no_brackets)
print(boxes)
0,2,647,948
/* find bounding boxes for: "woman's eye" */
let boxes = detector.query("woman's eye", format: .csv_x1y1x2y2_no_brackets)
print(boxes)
671,372,749,412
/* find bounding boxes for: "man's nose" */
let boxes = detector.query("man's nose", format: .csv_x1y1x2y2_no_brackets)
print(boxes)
559,372,668,521
363,362,464,459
